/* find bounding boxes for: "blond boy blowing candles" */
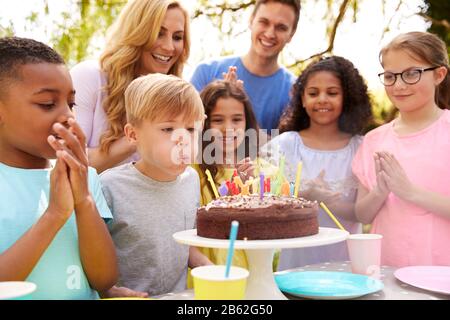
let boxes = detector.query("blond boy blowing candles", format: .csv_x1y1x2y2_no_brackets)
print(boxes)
100,74,212,298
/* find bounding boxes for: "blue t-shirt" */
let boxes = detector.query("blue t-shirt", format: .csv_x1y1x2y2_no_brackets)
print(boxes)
190,56,296,130
0,162,112,300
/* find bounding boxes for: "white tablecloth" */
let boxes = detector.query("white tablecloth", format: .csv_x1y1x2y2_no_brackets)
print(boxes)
157,261,450,300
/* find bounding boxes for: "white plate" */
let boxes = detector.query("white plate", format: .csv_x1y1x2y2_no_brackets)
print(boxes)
173,227,349,249
0,282,36,300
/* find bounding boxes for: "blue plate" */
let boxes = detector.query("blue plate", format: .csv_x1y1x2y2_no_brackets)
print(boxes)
275,271,384,299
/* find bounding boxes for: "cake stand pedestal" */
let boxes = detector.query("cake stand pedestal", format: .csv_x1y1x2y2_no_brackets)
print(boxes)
173,227,349,300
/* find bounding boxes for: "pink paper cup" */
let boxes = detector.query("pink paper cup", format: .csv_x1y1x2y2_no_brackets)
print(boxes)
347,234,383,279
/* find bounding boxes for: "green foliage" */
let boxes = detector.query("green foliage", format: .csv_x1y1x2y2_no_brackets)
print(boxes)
0,21,14,37
2,0,446,126
369,89,396,131
0,0,124,65
51,0,125,66
422,0,450,60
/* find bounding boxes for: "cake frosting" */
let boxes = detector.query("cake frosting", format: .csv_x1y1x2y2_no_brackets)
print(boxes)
196,194,319,240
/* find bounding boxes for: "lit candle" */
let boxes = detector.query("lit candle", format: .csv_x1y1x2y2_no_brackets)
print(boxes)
205,169,220,199
259,173,264,200
241,182,250,195
281,181,290,196
233,176,245,190
265,177,271,193
290,182,295,197
275,155,286,195
231,182,240,195
251,177,258,194
294,162,303,198
218,182,229,197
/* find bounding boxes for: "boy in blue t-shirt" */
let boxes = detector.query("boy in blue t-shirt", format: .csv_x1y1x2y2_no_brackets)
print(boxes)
0,37,118,299
191,0,300,130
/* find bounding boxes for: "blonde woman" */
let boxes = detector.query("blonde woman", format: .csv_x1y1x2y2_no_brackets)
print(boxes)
71,0,190,173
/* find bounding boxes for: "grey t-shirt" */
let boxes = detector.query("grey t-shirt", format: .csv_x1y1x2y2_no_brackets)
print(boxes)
100,163,200,295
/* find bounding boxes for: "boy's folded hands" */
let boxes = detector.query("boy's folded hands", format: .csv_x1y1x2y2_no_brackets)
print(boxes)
48,150,75,221
47,118,92,209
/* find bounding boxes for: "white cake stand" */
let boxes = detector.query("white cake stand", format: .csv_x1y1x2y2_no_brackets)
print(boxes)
173,227,349,300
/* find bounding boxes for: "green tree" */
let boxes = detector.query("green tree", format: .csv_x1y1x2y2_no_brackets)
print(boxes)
421,0,450,59
2,0,443,125
46,0,125,64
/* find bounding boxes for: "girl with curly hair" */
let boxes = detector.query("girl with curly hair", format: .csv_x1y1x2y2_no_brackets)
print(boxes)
265,56,373,270
71,0,190,173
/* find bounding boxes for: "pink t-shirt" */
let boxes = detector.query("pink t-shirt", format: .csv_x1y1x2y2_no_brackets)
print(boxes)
70,60,139,165
352,110,450,267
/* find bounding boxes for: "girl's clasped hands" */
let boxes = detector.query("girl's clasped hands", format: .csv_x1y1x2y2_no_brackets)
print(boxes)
374,151,416,201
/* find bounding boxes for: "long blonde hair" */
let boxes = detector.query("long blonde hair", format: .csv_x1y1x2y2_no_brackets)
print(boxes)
99,0,191,152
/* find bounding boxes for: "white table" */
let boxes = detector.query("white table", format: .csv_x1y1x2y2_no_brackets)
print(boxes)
173,227,349,300
159,261,450,300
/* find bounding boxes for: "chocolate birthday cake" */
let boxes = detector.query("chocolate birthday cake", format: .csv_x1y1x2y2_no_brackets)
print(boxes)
196,194,319,240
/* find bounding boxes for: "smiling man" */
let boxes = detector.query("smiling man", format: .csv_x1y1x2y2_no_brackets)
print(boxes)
191,0,300,131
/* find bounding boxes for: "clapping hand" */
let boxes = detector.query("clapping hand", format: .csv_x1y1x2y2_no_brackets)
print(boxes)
373,152,390,199
222,66,244,90
376,151,416,201
303,170,341,203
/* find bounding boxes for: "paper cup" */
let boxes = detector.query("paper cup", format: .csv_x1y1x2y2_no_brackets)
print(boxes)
347,234,383,279
191,265,249,300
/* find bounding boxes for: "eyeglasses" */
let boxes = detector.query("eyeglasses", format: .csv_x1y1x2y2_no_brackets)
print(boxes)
378,66,439,86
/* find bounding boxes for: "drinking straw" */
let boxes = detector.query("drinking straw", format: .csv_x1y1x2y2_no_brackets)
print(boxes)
294,162,303,198
205,169,220,199
225,221,239,278
319,202,347,232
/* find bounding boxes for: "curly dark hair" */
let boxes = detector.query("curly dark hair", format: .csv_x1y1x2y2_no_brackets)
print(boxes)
278,56,373,134
0,37,64,98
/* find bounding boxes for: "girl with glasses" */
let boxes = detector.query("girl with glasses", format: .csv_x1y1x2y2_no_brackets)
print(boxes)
352,32,450,267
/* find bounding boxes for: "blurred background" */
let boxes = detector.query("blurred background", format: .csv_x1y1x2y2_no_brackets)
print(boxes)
1,0,449,127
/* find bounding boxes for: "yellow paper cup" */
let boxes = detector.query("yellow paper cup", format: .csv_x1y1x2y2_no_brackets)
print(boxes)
191,265,249,300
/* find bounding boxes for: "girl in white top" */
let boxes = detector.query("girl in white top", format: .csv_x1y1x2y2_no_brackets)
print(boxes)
71,0,190,173
262,56,373,269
